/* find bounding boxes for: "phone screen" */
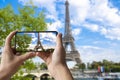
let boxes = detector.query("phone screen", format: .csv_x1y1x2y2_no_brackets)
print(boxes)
15,31,58,52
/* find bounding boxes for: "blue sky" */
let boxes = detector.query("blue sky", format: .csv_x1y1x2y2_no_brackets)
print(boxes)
0,0,120,66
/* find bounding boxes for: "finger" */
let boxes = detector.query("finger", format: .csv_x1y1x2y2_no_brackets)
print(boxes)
19,52,36,61
56,33,63,47
5,31,18,47
11,47,16,54
15,52,21,56
36,52,49,61
55,33,66,56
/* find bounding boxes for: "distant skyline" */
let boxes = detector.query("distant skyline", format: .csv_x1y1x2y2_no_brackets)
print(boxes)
0,0,120,66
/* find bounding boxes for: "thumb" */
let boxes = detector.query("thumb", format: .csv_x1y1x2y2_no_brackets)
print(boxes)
19,52,36,61
54,33,66,56
56,33,63,47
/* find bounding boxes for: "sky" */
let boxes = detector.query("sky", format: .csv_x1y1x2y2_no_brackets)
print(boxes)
0,0,120,67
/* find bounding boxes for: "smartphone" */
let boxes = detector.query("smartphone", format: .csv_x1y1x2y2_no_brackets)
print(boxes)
15,31,58,52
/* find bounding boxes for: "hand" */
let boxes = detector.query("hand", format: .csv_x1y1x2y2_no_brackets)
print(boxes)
36,33,74,80
0,31,36,80
36,33,66,73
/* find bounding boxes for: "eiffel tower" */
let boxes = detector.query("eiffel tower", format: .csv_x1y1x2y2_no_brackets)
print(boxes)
63,0,81,63
34,33,44,51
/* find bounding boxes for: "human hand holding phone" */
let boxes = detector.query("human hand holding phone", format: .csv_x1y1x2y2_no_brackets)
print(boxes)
0,31,73,80
0,31,36,80
36,33,74,80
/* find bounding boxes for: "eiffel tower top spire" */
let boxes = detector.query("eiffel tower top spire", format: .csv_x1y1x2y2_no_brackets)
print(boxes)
65,0,69,5
65,0,72,36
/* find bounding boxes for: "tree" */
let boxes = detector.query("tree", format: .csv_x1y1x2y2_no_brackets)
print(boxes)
0,5,46,46
89,60,120,72
74,63,86,72
40,63,48,70
15,33,32,51
91,61,100,69
0,5,47,79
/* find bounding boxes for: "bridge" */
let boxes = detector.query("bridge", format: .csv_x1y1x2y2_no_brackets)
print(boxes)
23,69,98,80
23,70,52,80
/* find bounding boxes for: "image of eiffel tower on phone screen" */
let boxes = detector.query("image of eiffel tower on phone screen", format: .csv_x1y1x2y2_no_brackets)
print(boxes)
34,32,45,52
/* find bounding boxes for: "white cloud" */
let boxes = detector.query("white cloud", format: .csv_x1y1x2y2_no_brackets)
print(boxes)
78,45,120,63
70,0,90,25
47,20,63,31
86,0,120,40
102,28,120,40
100,27,120,40
40,32,57,43
72,28,81,36
83,23,99,32
46,14,57,20
69,0,120,40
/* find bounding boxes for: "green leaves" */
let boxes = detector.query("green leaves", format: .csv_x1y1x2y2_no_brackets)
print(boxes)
18,6,47,31
88,59,120,72
16,34,32,52
40,63,48,70
11,59,36,80
0,5,47,46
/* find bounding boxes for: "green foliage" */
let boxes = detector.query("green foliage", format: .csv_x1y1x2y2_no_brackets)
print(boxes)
0,5,47,46
75,63,86,69
18,6,46,31
23,74,36,80
16,34,32,52
74,63,86,72
0,5,47,79
91,61,100,69
111,65,120,72
0,5,17,45
11,59,36,80
23,59,36,71
88,59,120,72
40,63,48,70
